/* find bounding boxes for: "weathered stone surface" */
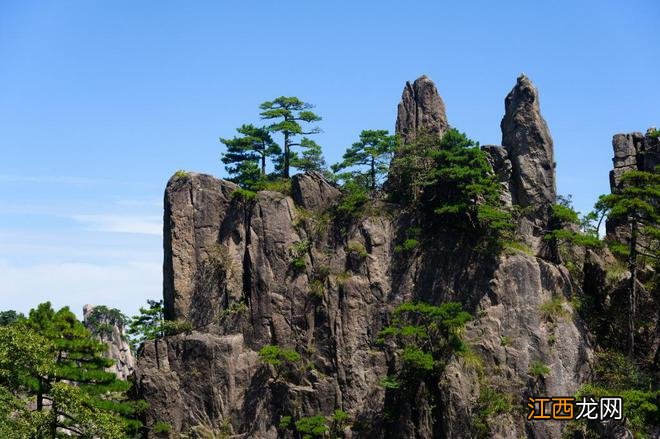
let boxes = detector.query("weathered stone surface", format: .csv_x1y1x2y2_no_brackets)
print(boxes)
137,177,593,438
443,254,592,438
482,144,513,207
606,129,660,240
162,172,238,322
395,75,448,144
134,332,260,437
136,77,599,439
291,171,341,212
83,304,135,380
609,132,644,192
501,74,556,216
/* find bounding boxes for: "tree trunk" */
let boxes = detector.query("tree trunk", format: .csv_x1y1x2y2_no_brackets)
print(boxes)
628,216,638,357
261,152,266,176
49,399,58,438
370,156,376,195
37,379,43,411
284,132,290,178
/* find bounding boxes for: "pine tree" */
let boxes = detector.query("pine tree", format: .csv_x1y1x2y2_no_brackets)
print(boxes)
0,310,24,326
292,138,327,173
397,129,512,240
0,323,53,437
259,97,323,178
595,168,660,355
23,302,141,437
126,299,166,351
220,124,280,189
332,129,397,195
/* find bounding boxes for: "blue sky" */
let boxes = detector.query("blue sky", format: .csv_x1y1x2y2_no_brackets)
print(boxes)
1,1,658,318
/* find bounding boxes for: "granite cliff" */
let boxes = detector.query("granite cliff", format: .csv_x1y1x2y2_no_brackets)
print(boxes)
133,75,658,438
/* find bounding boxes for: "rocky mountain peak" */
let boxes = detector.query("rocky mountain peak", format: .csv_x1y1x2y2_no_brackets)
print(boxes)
132,75,632,438
606,128,660,239
501,74,556,214
83,304,135,380
395,74,448,144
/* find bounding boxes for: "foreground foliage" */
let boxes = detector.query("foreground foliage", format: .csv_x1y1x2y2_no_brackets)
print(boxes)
567,350,659,437
595,168,659,355
0,302,144,438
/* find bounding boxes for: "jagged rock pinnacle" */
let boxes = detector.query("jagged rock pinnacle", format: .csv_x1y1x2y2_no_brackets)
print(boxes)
501,74,556,212
395,75,448,144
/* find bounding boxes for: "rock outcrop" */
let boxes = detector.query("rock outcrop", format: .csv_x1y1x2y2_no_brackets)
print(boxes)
387,75,449,198
162,173,238,322
501,74,556,218
395,75,448,144
83,304,135,380
291,171,341,212
607,129,660,239
135,76,597,438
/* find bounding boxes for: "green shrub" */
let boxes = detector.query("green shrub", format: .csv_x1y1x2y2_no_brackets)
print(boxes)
258,344,301,380
401,346,435,371
394,238,419,254
258,344,301,366
85,306,128,339
295,415,328,438
378,376,401,389
335,271,352,284
378,301,471,383
309,279,325,300
163,319,193,336
500,336,512,347
255,178,291,196
278,415,292,429
551,203,580,224
153,421,172,433
539,296,569,321
569,295,582,311
472,386,513,438
502,240,534,256
335,180,370,221
572,350,658,436
313,264,331,280
648,127,660,139
544,200,603,250
415,129,512,240
544,228,601,248
289,240,311,272
347,241,368,258
174,170,189,179
207,244,234,278
294,208,331,236
605,260,628,284
231,188,257,201
219,301,248,319
529,360,550,379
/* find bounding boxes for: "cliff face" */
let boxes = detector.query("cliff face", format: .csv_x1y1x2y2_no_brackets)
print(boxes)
607,129,660,240
134,76,647,438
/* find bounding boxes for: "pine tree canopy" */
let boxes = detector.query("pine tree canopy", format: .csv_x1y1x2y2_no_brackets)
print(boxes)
0,302,144,438
259,96,323,178
220,124,280,188
332,129,397,194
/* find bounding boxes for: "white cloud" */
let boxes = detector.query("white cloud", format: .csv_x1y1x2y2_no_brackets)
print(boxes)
71,214,162,236
0,259,161,318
